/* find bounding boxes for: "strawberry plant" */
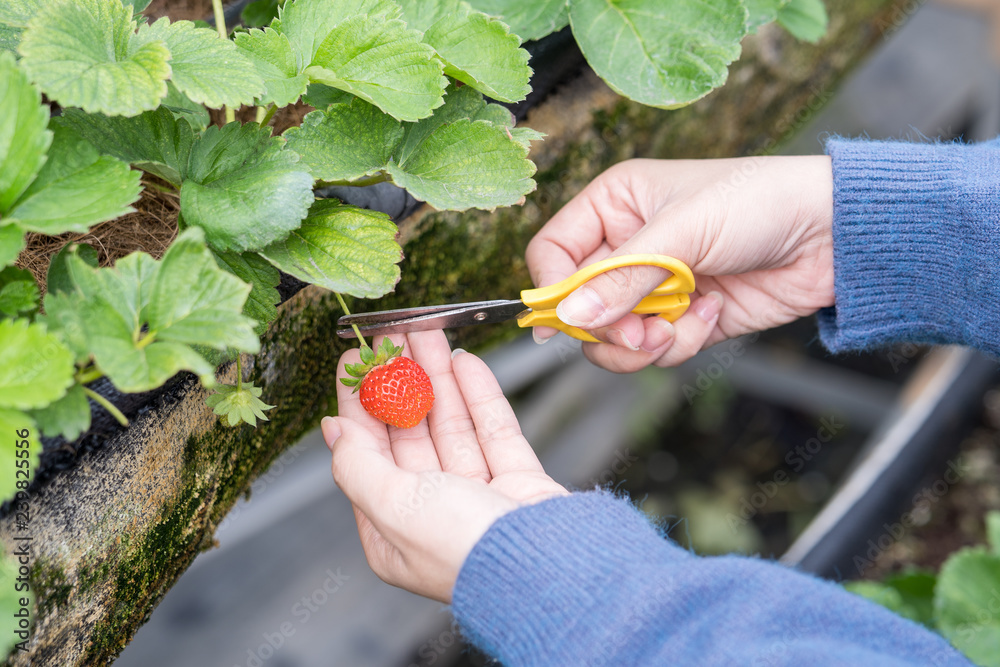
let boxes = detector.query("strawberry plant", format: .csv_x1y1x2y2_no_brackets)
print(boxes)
465,0,829,108
0,0,540,505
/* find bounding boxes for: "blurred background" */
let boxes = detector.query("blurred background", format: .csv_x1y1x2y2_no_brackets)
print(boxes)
116,2,1000,665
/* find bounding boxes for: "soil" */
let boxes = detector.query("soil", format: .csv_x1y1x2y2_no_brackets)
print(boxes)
144,0,213,21
15,179,179,297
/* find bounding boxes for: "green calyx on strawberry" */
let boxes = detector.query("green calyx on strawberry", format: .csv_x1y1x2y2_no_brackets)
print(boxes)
341,337,435,429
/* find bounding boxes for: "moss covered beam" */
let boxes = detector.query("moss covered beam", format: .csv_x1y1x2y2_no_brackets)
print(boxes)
0,1,911,663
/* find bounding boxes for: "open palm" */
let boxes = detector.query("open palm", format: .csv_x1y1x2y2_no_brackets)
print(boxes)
324,329,567,603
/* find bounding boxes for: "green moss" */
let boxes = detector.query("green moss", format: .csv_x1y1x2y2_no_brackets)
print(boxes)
30,559,71,617
76,556,111,597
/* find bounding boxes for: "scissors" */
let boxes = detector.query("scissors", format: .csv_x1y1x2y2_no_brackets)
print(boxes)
336,254,695,344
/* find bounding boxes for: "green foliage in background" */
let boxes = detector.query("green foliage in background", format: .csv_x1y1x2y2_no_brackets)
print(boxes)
845,511,1000,666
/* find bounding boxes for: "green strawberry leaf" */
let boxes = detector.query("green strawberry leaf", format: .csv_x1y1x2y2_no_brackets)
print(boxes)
162,81,211,132
0,24,22,54
180,122,315,252
238,0,448,119
210,249,281,335
46,242,99,297
464,0,569,42
305,15,446,122
61,111,314,253
206,382,275,427
285,98,403,182
0,56,142,242
38,296,90,365
259,199,401,298
131,18,264,109
394,84,536,157
0,319,75,410
234,27,309,107
0,0,43,29
58,107,196,186
0,267,39,319
43,228,259,392
880,569,937,628
19,0,172,117
95,329,220,394
936,548,1000,666
145,229,260,350
745,0,791,32
5,122,141,234
776,0,828,43
276,0,401,65
125,0,153,12
568,0,746,109
387,117,535,210
0,407,38,502
397,0,531,103
28,383,90,440
0,226,24,269
286,90,538,209
844,569,936,629
0,51,51,213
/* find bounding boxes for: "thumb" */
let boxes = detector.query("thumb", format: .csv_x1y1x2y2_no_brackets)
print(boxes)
323,416,404,516
555,244,686,332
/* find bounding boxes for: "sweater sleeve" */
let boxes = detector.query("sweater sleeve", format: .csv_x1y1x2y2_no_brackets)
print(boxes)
818,137,1000,356
452,492,969,667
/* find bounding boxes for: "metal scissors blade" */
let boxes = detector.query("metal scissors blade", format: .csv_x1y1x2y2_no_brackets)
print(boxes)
337,300,528,338
336,254,695,343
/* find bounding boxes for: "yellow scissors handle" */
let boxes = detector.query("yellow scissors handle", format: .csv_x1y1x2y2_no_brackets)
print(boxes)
517,254,696,343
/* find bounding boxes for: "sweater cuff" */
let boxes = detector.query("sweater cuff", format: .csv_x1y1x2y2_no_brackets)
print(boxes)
451,491,691,666
819,137,1000,355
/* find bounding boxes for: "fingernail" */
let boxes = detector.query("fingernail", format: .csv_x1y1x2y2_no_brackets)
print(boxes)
693,291,723,323
556,287,605,327
451,348,466,359
607,328,639,351
532,329,551,345
641,319,675,352
321,416,341,451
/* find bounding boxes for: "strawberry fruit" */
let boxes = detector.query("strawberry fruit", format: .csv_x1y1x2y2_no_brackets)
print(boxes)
341,338,435,428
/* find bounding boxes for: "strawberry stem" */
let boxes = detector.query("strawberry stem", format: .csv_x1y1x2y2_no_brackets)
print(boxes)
211,0,235,124
335,292,368,348
83,387,129,427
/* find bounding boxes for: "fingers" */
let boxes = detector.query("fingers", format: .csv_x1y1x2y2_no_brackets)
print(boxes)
407,330,491,484
651,292,723,367
323,416,408,527
580,292,723,372
374,335,444,472
451,350,545,477
336,347,393,461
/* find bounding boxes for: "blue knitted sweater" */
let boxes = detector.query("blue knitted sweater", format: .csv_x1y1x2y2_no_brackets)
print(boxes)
451,137,1000,666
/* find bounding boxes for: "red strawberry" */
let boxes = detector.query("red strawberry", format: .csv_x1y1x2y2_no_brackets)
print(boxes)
341,338,435,428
